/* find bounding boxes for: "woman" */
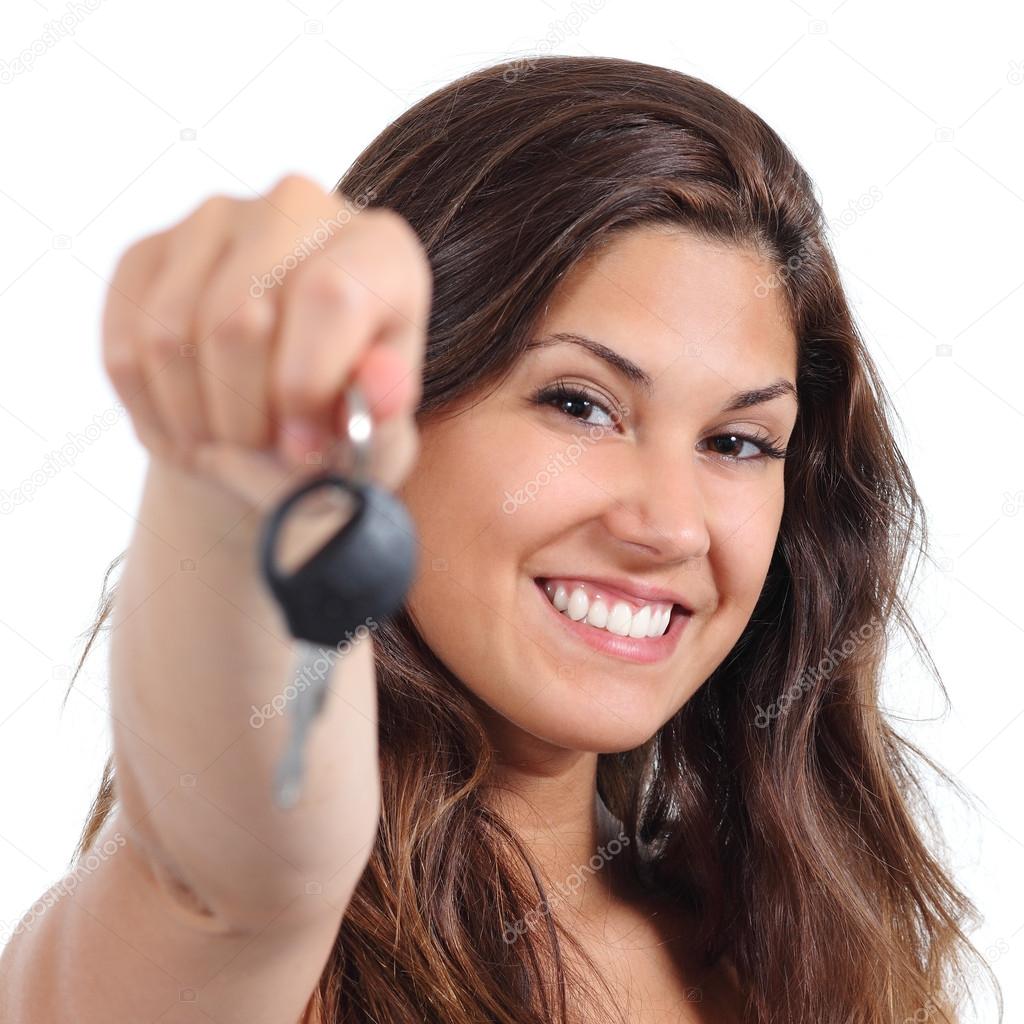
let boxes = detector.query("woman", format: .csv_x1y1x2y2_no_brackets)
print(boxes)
0,55,996,1023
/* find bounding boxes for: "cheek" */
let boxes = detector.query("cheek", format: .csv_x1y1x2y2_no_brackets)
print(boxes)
395,417,610,714
497,445,605,545
395,415,552,652
403,412,598,560
401,419,534,553
708,477,784,616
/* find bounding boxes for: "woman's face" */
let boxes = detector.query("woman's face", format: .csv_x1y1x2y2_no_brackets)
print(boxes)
397,225,798,753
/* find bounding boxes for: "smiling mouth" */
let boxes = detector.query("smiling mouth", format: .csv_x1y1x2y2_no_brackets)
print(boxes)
533,577,688,639
531,577,691,665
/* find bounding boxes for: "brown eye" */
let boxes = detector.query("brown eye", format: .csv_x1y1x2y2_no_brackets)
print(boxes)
533,382,620,430
702,432,787,463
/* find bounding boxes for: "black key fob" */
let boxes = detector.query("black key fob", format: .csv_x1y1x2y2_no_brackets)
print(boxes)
260,472,417,646
259,382,418,645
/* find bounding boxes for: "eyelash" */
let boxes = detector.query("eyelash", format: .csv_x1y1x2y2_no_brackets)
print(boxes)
532,381,788,463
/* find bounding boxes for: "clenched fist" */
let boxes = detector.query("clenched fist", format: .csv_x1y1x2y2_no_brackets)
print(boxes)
101,173,432,507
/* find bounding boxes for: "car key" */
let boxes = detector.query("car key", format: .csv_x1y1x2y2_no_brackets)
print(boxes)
259,383,417,808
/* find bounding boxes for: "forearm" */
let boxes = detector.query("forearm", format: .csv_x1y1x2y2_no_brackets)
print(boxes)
108,458,381,929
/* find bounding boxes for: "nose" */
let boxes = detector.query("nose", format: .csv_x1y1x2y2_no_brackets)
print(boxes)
598,443,711,562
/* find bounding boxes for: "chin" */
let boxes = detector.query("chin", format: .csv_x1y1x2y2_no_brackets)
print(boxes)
479,679,675,755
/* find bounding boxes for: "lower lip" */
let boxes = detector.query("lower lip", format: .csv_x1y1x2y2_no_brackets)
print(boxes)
532,579,691,664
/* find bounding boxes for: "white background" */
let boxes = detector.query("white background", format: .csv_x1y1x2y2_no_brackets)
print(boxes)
0,0,1021,1018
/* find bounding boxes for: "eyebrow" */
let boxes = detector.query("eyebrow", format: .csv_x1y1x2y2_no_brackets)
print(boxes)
525,331,797,412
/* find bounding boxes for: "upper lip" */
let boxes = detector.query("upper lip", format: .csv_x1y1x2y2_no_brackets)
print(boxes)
536,574,694,614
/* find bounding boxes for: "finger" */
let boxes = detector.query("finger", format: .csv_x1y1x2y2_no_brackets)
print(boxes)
352,336,421,422
101,234,175,460
136,196,235,449
193,246,279,447
271,209,431,463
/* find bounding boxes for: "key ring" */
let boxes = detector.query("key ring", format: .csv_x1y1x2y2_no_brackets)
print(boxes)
337,383,372,485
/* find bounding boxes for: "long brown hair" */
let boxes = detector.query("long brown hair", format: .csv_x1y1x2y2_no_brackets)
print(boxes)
69,55,998,1022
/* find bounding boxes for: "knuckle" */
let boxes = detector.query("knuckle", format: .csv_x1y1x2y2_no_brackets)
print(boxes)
118,235,156,267
291,262,361,309
139,314,188,360
125,230,166,262
203,296,273,349
269,173,323,203
190,193,233,224
109,233,164,287
146,290,194,350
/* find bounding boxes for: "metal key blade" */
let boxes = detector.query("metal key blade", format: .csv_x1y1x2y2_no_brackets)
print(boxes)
274,641,333,808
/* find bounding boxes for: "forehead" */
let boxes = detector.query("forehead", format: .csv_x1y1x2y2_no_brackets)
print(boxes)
534,225,797,385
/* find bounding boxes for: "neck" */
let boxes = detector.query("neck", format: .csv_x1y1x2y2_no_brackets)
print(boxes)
481,735,635,924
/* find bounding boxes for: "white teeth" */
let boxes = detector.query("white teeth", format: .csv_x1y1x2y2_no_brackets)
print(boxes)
649,606,668,637
585,599,609,629
567,588,588,621
628,605,651,638
541,581,674,638
605,601,630,636
647,607,662,638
